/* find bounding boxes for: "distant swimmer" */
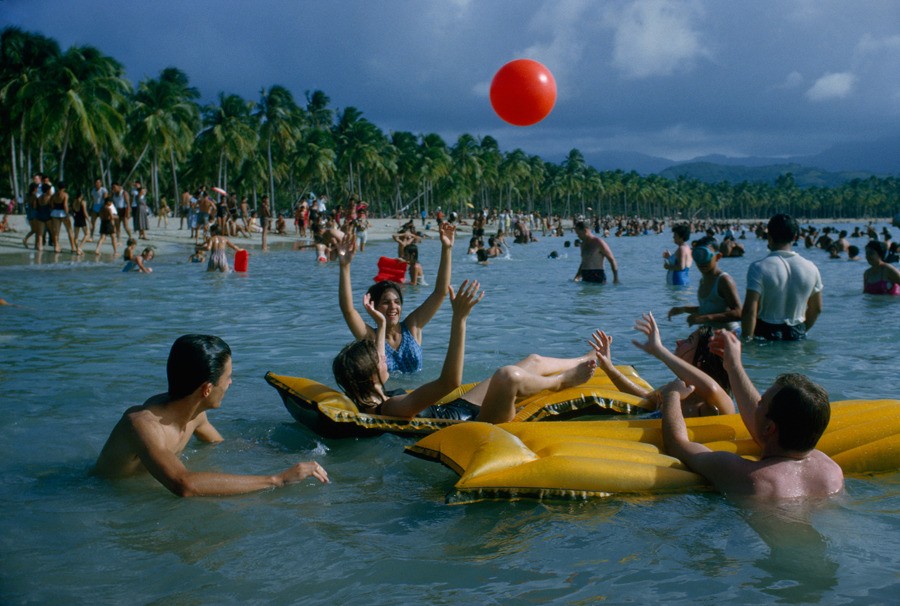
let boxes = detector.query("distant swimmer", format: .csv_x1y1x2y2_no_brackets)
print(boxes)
663,223,692,286
573,220,619,284
94,335,328,496
659,330,843,500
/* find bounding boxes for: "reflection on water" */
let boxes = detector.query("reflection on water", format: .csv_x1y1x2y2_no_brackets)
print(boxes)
1,223,898,603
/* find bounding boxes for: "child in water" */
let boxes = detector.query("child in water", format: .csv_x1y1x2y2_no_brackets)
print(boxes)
206,224,243,272
123,247,154,273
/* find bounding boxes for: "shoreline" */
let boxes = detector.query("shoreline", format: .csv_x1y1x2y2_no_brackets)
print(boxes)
0,213,894,259
0,214,438,258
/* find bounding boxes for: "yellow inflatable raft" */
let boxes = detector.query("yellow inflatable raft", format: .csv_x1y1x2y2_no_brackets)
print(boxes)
266,366,654,438
406,399,900,503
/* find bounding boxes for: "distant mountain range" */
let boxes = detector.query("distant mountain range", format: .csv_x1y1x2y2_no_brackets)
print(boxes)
581,135,900,187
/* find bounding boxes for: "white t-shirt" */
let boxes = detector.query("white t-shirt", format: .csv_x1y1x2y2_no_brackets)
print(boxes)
746,250,823,326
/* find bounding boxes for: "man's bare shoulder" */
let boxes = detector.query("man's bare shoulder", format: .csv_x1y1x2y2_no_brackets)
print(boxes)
744,451,844,499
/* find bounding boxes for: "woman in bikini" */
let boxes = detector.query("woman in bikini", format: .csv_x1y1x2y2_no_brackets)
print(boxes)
863,240,900,295
333,280,596,423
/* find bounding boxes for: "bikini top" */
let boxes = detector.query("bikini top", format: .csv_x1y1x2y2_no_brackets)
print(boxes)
864,279,900,295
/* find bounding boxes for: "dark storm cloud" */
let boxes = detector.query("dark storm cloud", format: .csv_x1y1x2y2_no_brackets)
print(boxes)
4,0,899,162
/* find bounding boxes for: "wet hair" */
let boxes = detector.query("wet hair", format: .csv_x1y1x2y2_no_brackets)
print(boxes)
693,235,719,251
404,244,419,263
691,327,730,393
367,280,403,306
672,223,691,241
166,335,232,399
476,249,489,262
767,374,830,451
574,220,587,231
332,338,382,409
767,214,799,246
865,239,887,260
847,245,860,258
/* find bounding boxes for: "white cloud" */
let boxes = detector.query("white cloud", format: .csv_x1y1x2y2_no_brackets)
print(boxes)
805,72,856,101
608,0,710,79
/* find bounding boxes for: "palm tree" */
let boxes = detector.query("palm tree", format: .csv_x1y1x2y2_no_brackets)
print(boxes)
293,127,337,197
449,134,483,214
23,45,129,183
197,92,258,195
334,106,385,201
256,85,301,209
0,27,60,201
128,67,200,207
305,89,334,130
418,133,451,215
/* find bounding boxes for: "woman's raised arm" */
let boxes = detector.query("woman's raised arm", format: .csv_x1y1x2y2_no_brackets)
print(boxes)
405,223,455,336
337,231,372,340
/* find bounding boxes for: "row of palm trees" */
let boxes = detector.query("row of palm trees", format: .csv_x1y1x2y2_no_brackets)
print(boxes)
2,27,898,220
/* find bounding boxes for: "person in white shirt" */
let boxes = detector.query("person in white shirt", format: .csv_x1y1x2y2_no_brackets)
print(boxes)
742,214,822,340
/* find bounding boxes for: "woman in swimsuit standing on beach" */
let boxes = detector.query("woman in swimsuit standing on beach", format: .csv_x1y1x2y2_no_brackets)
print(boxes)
336,222,455,374
863,240,900,295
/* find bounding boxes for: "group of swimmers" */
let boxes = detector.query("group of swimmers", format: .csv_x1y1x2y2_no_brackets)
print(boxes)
93,210,900,502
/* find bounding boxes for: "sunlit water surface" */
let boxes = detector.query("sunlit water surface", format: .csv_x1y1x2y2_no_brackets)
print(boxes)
1,223,897,604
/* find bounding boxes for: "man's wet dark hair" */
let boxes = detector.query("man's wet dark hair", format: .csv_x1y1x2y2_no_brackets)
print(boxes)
767,373,831,452
167,335,232,399
767,214,800,246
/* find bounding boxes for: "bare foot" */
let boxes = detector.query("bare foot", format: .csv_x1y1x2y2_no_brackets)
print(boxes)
557,359,597,390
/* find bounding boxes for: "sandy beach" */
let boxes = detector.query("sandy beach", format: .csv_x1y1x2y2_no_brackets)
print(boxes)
0,213,449,258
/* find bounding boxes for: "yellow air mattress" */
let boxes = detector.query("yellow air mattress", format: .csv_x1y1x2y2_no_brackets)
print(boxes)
266,366,654,438
406,399,900,503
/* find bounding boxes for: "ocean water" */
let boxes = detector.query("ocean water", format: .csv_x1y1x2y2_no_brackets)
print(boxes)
1,223,897,605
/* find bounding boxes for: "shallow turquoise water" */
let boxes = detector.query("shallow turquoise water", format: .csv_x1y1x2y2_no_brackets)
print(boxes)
1,223,897,604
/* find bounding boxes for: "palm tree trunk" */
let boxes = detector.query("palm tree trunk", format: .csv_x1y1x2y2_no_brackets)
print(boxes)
124,142,151,185
58,124,71,181
267,136,275,209
170,149,180,207
9,136,20,207
152,147,160,211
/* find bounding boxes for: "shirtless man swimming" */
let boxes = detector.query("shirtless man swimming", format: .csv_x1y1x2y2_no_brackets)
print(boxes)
94,334,328,497
573,220,619,284
659,329,843,499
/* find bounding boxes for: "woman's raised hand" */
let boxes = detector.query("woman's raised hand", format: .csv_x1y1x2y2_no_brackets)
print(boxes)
440,222,456,248
336,231,356,265
589,329,615,370
448,279,484,319
363,293,385,326
631,312,666,356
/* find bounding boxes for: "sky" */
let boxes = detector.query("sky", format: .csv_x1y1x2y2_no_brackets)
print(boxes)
3,0,900,163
